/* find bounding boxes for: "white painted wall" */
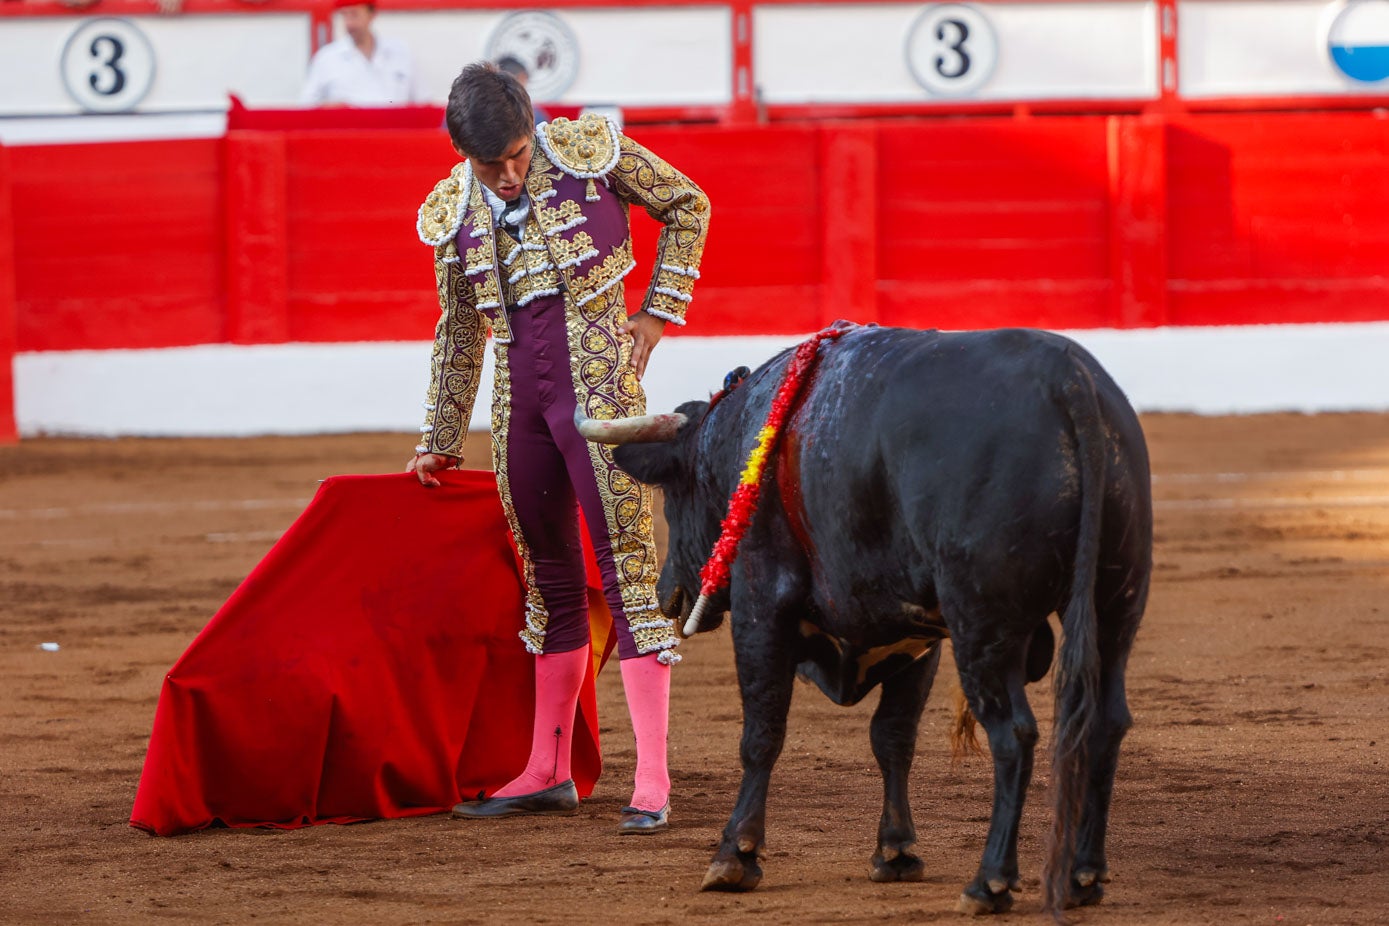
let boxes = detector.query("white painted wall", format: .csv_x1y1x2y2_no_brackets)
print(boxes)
1179,0,1382,98
382,7,733,106
0,8,731,135
14,323,1389,438
0,14,312,114
6,2,1387,146
754,2,1159,103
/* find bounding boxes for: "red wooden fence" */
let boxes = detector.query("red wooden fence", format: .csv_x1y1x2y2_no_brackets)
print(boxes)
3,109,1389,439
0,142,16,442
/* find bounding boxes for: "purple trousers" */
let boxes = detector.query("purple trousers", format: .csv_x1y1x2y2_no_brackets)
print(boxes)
502,294,644,660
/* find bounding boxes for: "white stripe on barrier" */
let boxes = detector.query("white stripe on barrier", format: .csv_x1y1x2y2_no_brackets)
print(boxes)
12,322,1389,437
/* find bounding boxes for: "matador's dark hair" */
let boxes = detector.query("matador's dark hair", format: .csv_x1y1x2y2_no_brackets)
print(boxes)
445,62,534,161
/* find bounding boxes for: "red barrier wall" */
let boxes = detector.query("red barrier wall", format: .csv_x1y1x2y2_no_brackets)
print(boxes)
0,144,17,442
8,111,1389,361
11,139,226,351
1166,112,1389,325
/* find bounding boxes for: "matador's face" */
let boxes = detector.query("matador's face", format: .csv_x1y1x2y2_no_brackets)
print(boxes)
462,135,534,202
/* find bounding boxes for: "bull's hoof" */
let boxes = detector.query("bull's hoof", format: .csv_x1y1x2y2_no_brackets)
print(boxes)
870,850,925,883
701,856,763,892
1064,877,1105,909
955,880,1015,915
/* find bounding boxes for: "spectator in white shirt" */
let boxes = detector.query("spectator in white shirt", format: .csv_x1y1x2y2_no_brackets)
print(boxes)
302,0,427,106
495,56,550,125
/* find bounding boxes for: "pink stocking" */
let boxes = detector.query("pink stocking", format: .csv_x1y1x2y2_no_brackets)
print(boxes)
492,645,589,798
620,653,672,810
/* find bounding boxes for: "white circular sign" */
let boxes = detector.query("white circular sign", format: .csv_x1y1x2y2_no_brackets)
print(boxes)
906,4,998,97
60,18,156,113
485,11,580,102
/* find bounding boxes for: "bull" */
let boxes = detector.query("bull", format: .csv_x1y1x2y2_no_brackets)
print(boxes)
578,325,1152,915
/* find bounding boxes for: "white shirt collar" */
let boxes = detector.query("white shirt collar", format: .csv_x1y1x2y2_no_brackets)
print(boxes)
480,184,530,229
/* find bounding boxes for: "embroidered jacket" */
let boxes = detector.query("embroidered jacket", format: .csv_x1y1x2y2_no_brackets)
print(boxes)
413,114,711,457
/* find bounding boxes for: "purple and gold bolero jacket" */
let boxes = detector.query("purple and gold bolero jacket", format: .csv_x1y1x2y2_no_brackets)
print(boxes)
413,114,711,457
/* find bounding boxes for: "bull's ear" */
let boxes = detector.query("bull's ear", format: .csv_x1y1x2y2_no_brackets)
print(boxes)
613,441,684,487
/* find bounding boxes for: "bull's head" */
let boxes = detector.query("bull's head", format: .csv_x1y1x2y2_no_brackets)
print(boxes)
575,402,729,636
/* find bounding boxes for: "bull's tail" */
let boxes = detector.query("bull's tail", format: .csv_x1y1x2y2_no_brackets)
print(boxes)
1042,352,1107,916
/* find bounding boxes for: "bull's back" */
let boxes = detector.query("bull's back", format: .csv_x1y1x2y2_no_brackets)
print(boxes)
786,327,1147,625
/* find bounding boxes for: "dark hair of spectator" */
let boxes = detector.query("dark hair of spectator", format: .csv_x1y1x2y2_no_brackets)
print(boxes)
446,62,534,160
495,56,528,80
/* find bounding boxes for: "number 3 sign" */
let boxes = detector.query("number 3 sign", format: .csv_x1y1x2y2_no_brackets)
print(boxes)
906,3,998,97
60,19,156,113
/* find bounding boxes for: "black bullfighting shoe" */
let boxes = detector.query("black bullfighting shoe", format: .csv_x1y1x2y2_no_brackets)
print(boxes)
451,780,579,819
617,802,670,835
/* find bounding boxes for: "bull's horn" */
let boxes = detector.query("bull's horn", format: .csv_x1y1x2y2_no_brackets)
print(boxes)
683,594,712,637
574,408,687,444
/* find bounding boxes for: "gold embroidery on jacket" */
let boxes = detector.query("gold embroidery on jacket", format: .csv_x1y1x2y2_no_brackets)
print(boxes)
608,135,709,325
541,114,620,177
463,243,493,277
499,214,563,308
418,253,486,458
537,197,583,230
550,230,598,269
567,240,635,311
565,285,670,654
417,162,471,246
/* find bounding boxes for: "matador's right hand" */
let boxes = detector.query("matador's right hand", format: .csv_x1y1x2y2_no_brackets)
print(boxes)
407,452,461,488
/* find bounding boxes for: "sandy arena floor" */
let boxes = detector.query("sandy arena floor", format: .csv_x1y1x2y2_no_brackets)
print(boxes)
1,414,1387,925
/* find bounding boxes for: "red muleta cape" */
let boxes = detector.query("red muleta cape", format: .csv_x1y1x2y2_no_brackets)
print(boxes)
131,470,613,836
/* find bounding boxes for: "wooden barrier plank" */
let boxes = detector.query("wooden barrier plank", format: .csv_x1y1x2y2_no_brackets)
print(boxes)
224,131,290,344
5,113,1389,353
821,122,878,325
0,143,16,442
1108,114,1169,327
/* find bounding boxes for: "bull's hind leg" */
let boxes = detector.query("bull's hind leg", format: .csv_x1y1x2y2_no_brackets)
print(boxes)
950,627,1039,915
869,645,940,883
701,602,798,893
1068,597,1145,907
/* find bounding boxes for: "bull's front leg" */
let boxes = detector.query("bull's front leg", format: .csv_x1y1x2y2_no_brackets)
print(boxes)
869,645,940,884
701,599,798,893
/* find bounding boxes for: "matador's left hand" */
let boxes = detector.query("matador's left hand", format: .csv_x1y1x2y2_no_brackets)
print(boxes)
621,310,666,380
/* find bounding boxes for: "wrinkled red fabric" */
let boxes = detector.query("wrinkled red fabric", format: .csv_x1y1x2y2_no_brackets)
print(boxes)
130,470,612,836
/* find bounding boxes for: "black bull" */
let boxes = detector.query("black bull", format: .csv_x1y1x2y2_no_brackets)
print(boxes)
585,326,1152,915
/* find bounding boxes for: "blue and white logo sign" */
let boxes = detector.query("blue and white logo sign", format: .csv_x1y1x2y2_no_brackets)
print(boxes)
1325,0,1389,84
906,4,998,97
